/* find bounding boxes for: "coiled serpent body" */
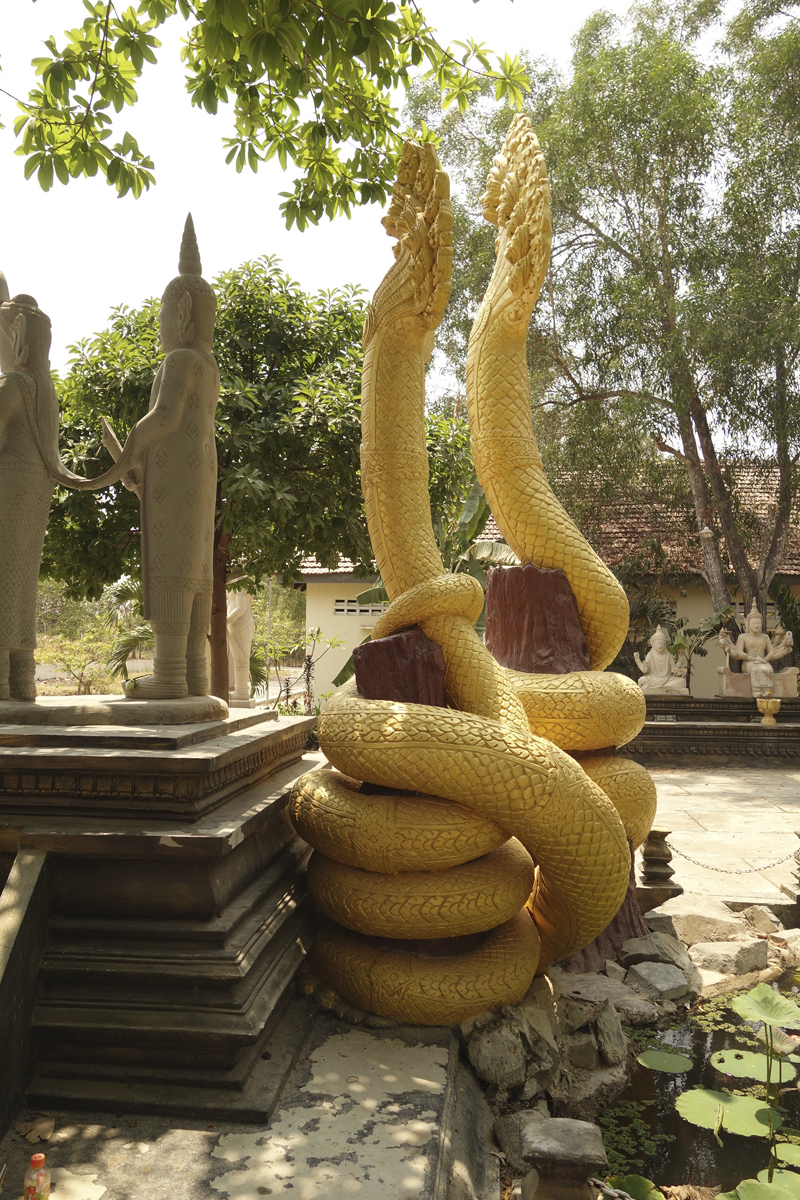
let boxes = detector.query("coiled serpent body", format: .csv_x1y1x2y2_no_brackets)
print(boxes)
291,119,657,1024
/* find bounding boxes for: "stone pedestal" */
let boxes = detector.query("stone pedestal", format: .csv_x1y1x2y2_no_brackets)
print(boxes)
0,709,318,1122
718,665,799,698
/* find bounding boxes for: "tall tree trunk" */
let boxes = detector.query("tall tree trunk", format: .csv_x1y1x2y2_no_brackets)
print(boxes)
689,388,760,611
672,392,731,612
758,346,794,605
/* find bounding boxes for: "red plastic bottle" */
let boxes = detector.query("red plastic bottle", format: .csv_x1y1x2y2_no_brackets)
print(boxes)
24,1152,50,1199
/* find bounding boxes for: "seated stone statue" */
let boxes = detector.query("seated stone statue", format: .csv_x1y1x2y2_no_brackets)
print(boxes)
718,600,797,698
634,625,689,695
101,215,220,699
0,281,60,699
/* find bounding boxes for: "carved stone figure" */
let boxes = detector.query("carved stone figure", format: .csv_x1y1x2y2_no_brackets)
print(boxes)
0,280,59,699
102,215,220,699
718,600,798,698
227,590,255,706
634,626,690,695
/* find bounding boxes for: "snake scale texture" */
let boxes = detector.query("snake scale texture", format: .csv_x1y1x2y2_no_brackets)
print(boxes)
291,117,657,1024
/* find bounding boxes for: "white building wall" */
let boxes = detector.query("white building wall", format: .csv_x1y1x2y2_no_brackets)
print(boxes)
305,580,389,702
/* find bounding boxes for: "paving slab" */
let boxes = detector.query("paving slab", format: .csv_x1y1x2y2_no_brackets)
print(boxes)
0,1014,497,1200
647,765,800,905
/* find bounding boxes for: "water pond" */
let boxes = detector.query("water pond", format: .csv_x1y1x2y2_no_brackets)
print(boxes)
600,974,800,1190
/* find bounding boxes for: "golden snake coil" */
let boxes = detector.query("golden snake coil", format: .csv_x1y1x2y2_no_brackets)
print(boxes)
291,118,657,1025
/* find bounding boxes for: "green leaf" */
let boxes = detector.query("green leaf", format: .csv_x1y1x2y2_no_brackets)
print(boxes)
711,1048,797,1082
356,584,389,604
675,1088,781,1138
776,1145,800,1167
756,1173,800,1198
731,984,800,1030
457,479,490,542
757,1027,800,1057
606,1176,664,1200
637,1050,693,1073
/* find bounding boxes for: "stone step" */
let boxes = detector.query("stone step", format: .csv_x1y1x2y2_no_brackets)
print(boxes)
41,840,310,968
27,994,319,1122
36,889,309,1008
33,914,308,1074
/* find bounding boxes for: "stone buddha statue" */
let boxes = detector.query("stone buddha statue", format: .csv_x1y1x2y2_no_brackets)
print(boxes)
100,215,220,699
0,280,60,699
634,625,689,695
718,600,796,698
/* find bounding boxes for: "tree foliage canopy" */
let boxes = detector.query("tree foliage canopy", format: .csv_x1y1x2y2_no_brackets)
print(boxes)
45,256,476,598
408,0,800,614
6,0,528,226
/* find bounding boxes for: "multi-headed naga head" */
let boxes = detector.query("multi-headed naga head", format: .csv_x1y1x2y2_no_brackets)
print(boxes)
480,114,552,318
364,141,452,353
0,273,52,374
160,214,217,350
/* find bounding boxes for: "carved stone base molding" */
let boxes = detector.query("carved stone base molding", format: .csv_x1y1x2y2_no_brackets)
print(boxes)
0,692,230,726
0,710,314,820
0,712,319,1121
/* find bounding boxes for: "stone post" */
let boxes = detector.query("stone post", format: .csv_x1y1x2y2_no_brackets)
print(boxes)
519,1117,607,1200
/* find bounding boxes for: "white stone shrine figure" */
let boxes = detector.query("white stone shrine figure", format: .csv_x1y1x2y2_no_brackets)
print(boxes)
718,600,797,698
0,281,60,699
227,590,255,706
634,625,690,695
100,215,220,699
0,275,147,701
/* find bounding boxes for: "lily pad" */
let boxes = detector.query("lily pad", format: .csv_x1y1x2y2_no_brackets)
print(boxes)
719,1182,796,1200
757,1172,800,1198
607,1176,664,1200
777,1145,800,1167
637,1050,693,1073
711,1049,797,1082
731,983,800,1030
675,1087,782,1138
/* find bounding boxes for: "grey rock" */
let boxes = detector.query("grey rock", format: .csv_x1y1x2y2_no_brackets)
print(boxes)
689,937,769,975
465,1004,559,1091
465,1007,529,1089
562,999,594,1033
521,1117,608,1171
595,1000,627,1067
551,970,659,1026
605,960,627,982
625,961,690,1001
620,931,693,971
775,928,800,960
551,1061,630,1119
646,894,747,946
494,1107,549,1175
564,1029,601,1071
743,905,783,935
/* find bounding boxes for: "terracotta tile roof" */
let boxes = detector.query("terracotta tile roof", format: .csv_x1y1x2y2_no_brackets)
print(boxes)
299,467,800,579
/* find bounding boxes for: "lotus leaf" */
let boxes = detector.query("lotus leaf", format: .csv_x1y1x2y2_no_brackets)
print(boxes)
757,1027,800,1057
777,1145,800,1167
637,1050,693,1073
756,1172,800,1197
607,1176,664,1200
675,1088,782,1137
731,984,800,1030
718,1181,796,1200
711,1049,797,1082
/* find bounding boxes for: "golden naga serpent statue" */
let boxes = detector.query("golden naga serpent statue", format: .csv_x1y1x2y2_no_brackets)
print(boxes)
291,116,657,1025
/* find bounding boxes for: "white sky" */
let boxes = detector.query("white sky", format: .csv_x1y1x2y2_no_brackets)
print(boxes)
0,0,629,371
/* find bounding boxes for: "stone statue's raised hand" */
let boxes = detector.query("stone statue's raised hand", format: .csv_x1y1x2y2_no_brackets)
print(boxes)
633,651,644,672
102,417,142,498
